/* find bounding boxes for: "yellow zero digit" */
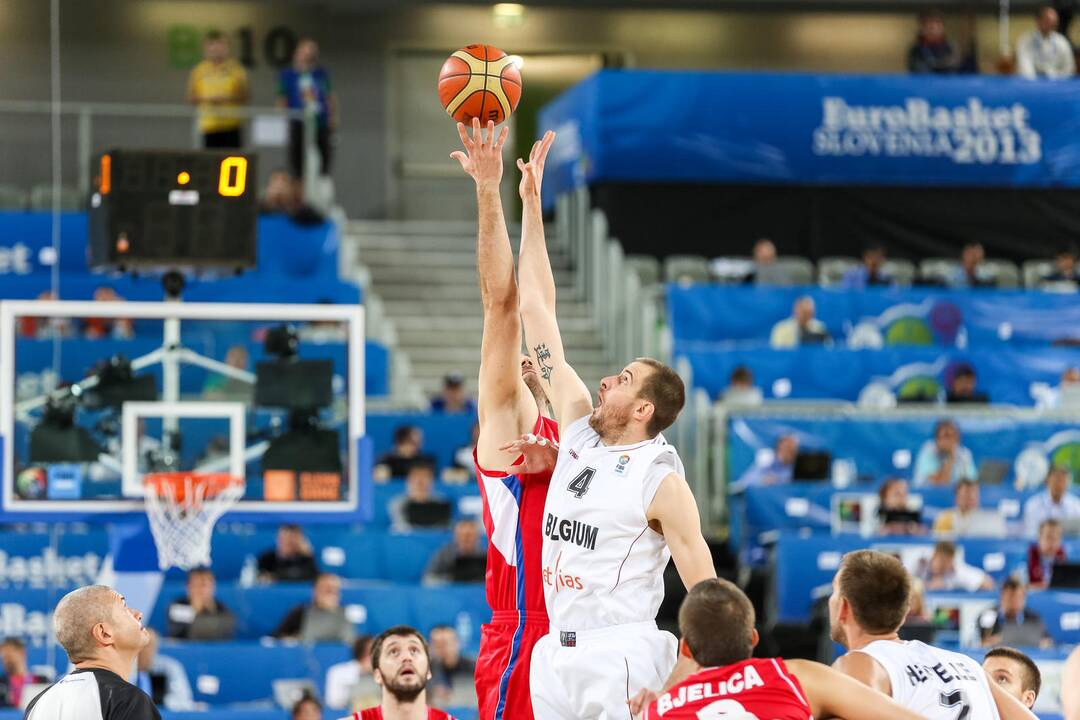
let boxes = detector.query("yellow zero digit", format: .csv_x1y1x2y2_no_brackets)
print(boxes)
218,156,247,196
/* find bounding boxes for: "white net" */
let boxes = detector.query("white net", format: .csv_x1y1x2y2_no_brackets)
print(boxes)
143,473,245,571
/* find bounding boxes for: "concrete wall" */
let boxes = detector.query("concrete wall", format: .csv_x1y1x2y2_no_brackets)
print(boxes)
0,0,1047,218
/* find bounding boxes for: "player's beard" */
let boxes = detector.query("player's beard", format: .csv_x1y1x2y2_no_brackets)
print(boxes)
588,401,633,442
383,670,427,703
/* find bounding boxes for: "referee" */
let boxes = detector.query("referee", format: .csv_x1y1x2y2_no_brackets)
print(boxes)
25,585,159,720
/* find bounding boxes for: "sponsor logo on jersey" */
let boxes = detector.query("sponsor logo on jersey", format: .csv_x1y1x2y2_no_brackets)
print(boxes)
614,453,631,477
544,551,584,592
654,665,765,716
544,513,599,550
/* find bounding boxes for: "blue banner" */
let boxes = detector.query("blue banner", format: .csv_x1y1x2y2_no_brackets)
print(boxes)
727,414,1080,487
681,346,1080,406
668,285,1080,347
539,70,1080,206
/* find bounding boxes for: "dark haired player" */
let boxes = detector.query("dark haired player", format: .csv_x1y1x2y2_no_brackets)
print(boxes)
983,647,1041,710
630,578,928,720
450,119,560,720
345,626,456,720
829,550,1036,720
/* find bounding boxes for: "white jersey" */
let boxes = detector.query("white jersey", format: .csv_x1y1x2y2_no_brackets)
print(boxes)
540,415,683,631
857,640,1000,720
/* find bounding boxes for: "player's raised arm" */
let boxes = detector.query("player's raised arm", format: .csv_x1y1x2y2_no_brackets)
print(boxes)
646,473,716,590
516,131,593,426
786,659,929,720
451,118,538,471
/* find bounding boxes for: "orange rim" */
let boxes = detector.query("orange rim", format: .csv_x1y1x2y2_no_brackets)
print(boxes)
143,472,241,500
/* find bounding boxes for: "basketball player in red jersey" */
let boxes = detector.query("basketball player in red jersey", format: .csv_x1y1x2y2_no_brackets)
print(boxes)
450,119,559,720
630,579,929,720
345,626,456,720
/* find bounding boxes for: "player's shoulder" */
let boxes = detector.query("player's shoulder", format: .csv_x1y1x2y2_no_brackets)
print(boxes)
430,709,458,720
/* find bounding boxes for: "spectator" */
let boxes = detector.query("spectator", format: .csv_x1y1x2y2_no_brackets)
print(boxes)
186,31,249,149
428,625,477,709
389,463,453,532
451,423,480,479
916,540,994,591
769,296,829,348
325,635,380,710
1041,243,1080,288
19,291,71,339
278,38,336,179
430,372,477,415
840,243,892,289
131,629,196,710
877,478,925,536
1017,5,1076,79
946,364,989,404
424,518,487,584
291,693,322,720
259,169,325,226
375,425,436,480
933,478,1006,537
746,238,791,286
978,578,1053,649
901,578,935,642
717,365,763,407
1023,466,1080,536
165,568,236,641
0,637,48,707
273,572,356,644
258,524,319,583
983,647,1041,710
1025,518,1067,589
1044,366,1080,410
84,287,133,339
201,345,252,402
948,242,995,288
908,10,963,74
732,434,798,491
913,419,977,487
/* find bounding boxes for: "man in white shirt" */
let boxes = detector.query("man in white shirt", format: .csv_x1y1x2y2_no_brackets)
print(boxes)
325,636,379,710
1023,465,1080,536
769,296,829,348
1017,5,1076,79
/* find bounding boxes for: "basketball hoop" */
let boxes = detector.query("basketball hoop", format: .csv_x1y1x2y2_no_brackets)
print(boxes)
143,472,245,570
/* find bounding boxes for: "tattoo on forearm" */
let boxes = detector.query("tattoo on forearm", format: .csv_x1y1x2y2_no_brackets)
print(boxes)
534,343,554,384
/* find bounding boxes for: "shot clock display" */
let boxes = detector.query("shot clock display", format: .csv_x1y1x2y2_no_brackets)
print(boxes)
88,149,258,271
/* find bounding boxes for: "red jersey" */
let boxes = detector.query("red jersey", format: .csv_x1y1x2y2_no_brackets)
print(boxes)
644,658,812,720
474,413,559,616
353,708,456,720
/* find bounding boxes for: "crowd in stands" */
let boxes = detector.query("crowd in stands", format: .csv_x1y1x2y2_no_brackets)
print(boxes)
908,5,1078,78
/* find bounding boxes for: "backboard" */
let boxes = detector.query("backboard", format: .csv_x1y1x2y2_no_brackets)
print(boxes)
0,299,369,522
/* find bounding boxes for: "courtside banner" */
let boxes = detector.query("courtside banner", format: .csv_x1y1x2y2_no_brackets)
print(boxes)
539,69,1080,205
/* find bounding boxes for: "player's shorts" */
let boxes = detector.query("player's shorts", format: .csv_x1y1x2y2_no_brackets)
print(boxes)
529,620,678,720
475,611,549,720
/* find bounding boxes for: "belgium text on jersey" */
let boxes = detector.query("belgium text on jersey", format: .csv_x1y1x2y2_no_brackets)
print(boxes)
544,513,599,550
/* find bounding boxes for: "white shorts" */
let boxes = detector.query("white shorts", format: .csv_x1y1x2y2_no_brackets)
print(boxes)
529,621,678,720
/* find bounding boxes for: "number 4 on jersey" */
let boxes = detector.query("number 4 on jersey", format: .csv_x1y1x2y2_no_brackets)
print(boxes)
567,467,595,499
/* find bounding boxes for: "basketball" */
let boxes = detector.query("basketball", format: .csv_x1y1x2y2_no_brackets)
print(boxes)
438,44,522,125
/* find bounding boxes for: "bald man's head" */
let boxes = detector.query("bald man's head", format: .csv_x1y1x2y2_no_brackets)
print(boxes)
54,585,147,662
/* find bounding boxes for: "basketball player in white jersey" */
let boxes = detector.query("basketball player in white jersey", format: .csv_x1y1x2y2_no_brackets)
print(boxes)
516,154,716,719
829,550,1036,720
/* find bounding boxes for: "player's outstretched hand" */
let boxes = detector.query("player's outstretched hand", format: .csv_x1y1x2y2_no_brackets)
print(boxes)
450,117,509,191
497,433,559,475
517,130,556,201
628,687,659,717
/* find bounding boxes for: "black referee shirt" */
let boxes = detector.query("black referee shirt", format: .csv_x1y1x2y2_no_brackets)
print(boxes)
24,667,161,720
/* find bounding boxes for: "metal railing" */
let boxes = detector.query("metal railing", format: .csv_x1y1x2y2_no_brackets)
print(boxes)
0,100,322,204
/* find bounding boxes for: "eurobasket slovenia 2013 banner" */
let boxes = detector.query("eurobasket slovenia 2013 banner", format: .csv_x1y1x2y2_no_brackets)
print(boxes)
539,69,1080,205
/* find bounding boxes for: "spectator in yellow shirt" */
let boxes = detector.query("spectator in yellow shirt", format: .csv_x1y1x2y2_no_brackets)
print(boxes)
186,31,249,149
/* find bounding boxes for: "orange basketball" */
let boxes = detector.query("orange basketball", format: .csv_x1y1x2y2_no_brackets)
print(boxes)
438,44,522,125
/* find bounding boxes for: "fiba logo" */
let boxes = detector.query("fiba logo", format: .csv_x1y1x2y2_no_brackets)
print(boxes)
696,700,760,720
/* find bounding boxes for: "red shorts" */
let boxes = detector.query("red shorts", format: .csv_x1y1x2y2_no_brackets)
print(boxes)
475,611,548,720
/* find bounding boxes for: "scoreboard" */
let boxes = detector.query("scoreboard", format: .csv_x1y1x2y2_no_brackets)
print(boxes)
88,149,258,271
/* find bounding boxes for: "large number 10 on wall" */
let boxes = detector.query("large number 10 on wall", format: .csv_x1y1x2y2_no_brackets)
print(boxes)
167,25,299,69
